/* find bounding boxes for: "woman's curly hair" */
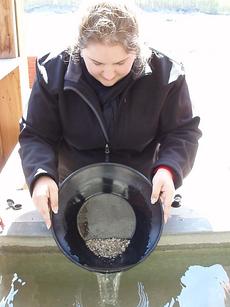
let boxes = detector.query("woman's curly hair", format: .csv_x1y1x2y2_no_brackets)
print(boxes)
69,0,149,77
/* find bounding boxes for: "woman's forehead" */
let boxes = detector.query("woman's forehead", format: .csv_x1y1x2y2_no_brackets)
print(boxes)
82,42,134,63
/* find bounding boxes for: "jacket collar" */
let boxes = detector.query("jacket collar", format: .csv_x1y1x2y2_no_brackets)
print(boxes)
64,58,110,142
64,57,99,101
64,58,83,84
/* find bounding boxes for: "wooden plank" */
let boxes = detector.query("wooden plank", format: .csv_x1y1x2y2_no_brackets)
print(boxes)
0,130,4,171
14,0,30,104
0,66,22,168
14,0,24,57
0,0,18,58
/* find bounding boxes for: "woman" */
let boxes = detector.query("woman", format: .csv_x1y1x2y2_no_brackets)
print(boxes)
19,0,201,229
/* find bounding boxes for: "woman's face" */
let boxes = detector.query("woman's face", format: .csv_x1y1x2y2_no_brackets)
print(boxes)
81,43,136,87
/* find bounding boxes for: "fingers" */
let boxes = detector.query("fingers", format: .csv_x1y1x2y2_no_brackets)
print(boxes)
32,176,58,229
151,168,175,224
49,182,58,214
161,188,175,221
160,192,173,223
39,198,52,229
32,185,51,229
151,181,162,204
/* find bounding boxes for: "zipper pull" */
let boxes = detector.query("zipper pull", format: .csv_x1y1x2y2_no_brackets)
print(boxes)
105,143,110,162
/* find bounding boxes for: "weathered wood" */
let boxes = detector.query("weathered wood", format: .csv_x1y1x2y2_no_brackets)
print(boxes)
0,0,18,58
0,66,22,169
0,130,4,170
14,0,30,104
0,0,28,171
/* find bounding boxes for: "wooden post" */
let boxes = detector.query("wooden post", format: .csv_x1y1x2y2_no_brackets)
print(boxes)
0,0,28,170
0,0,18,58
14,0,30,103
0,66,22,170
0,131,4,168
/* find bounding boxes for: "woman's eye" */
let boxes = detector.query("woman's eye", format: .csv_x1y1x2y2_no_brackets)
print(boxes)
93,62,102,66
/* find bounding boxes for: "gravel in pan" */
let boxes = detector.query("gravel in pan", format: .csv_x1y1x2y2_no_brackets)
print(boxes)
86,238,130,259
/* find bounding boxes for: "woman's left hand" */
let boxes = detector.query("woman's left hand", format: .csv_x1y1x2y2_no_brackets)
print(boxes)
151,168,175,223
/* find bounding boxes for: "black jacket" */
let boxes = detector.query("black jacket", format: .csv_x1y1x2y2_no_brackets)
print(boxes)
19,49,201,193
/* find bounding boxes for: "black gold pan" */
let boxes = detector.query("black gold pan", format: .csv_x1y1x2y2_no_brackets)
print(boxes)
51,163,163,273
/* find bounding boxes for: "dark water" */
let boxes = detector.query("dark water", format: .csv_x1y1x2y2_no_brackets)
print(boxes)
0,247,230,307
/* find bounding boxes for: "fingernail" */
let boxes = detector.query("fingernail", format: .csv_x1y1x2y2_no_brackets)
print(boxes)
47,222,51,229
151,197,157,204
53,208,58,214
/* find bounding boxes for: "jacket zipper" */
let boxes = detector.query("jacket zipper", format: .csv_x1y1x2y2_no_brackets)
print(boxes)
64,85,110,162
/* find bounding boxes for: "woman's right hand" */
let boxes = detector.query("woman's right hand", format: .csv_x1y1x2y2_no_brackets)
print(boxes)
32,176,58,229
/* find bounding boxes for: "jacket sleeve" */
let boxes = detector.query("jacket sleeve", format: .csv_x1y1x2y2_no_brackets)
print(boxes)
19,57,62,194
152,74,202,189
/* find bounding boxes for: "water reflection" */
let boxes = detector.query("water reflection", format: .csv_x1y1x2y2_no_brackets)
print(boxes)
1,253,230,306
165,264,230,307
137,282,149,307
0,273,26,307
73,275,150,307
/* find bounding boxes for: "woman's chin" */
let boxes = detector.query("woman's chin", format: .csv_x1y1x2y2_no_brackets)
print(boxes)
99,78,119,87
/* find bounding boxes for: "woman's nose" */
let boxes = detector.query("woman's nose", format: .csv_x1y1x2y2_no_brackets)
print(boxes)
102,67,116,80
